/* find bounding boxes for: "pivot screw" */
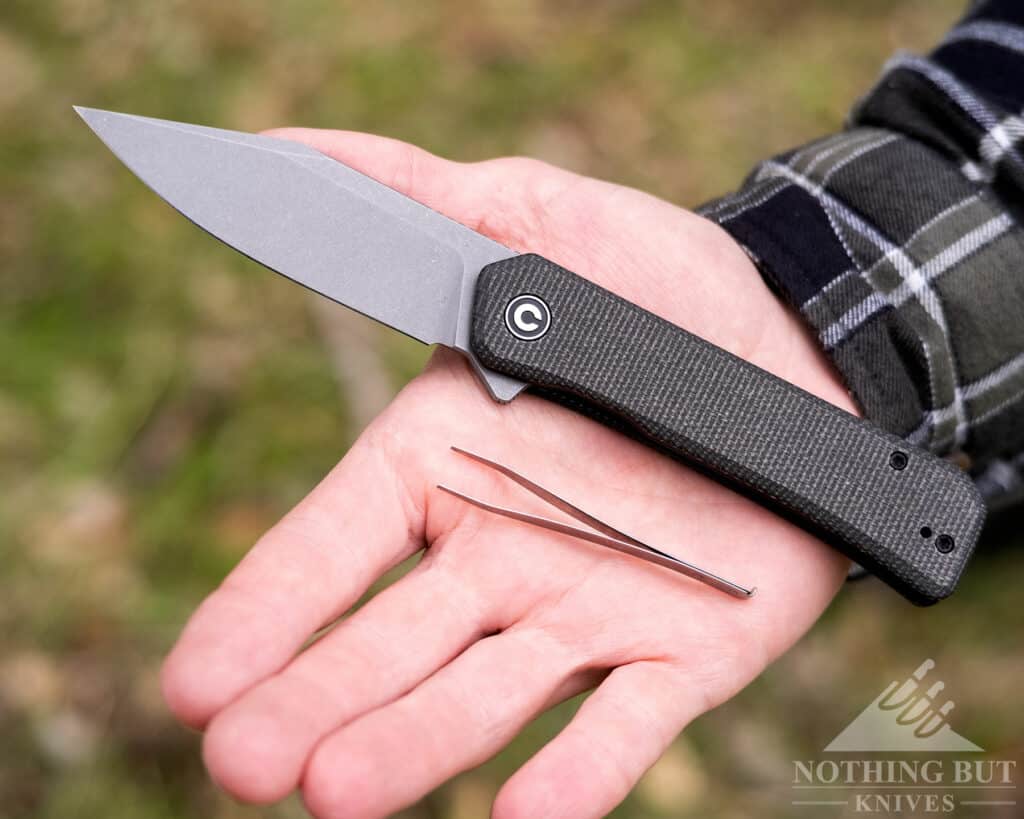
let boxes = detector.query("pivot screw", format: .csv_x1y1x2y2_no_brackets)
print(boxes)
504,294,551,341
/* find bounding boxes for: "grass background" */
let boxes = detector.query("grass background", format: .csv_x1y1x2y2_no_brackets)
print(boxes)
2,0,1021,817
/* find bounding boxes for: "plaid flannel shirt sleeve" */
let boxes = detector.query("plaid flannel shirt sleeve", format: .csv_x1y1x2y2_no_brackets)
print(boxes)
698,0,1024,508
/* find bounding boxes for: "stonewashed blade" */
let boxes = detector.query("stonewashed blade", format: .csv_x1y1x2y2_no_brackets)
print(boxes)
75,107,525,401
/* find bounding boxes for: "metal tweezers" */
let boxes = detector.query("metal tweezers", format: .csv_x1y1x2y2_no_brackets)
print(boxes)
438,447,755,600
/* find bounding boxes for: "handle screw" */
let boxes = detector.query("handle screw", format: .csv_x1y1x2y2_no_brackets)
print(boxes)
889,451,909,471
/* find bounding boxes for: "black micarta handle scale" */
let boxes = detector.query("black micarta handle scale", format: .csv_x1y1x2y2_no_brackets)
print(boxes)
470,254,986,605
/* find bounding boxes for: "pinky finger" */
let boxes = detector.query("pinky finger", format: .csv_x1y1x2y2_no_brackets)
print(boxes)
493,661,701,819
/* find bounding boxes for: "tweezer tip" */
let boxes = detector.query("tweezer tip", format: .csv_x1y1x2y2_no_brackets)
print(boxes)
437,484,470,501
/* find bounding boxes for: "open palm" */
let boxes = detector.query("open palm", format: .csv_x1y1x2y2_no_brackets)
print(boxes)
161,130,855,819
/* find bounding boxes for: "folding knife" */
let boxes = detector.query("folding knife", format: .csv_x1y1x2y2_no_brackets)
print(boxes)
76,108,986,605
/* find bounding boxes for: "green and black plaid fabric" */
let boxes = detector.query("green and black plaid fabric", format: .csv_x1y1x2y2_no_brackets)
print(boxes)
699,0,1024,508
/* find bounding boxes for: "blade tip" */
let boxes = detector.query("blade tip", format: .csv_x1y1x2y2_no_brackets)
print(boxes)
72,105,110,131
73,106,137,132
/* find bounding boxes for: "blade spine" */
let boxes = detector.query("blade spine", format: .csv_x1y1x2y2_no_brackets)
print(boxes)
84,107,515,265
80,107,320,159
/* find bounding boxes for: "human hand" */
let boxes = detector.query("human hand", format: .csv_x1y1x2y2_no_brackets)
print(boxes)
161,130,856,819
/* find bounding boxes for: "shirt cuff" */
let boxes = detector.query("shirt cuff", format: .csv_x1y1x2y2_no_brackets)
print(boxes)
697,126,1024,472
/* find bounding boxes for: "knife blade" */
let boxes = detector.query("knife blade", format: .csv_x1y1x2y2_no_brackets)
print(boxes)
73,107,525,402
76,107,987,605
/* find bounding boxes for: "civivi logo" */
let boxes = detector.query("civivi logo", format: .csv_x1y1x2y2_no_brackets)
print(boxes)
792,659,1017,814
504,294,551,341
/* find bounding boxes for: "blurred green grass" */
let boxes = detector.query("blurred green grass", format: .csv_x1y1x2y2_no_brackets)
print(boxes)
2,1,1021,817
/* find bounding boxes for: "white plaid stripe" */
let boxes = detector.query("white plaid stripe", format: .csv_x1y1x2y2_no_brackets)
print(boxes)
909,347,1024,446
752,132,898,191
957,111,1024,184
979,113,1024,168
970,382,1024,427
889,53,1024,172
701,130,894,223
842,212,1013,447
976,450,1024,503
941,19,1024,56
803,194,984,313
755,158,970,445
888,53,1001,130
962,348,1024,404
698,177,788,222
961,158,994,182
932,19,1024,186
796,129,895,176
819,212,1014,348
749,135,901,273
976,458,1020,500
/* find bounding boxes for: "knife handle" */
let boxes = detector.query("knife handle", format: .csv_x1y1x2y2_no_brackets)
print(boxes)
469,254,986,605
